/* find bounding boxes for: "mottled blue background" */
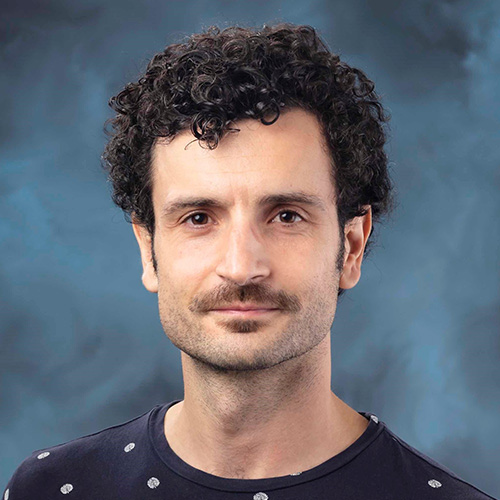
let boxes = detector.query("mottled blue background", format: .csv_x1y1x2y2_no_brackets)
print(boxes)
1,0,499,495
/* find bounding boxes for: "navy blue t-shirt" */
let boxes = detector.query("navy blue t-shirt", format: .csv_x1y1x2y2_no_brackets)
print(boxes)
3,399,498,499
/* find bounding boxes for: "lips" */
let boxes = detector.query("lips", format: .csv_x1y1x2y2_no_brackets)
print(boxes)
209,308,280,317
211,305,278,311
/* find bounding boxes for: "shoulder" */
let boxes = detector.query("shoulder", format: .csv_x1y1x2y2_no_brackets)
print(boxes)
378,423,498,500
3,405,156,498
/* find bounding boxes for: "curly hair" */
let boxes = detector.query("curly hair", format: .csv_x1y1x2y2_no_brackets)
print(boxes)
102,22,396,297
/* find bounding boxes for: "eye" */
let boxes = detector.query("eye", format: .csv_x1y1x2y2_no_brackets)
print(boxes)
180,209,304,229
181,212,212,227
272,209,304,226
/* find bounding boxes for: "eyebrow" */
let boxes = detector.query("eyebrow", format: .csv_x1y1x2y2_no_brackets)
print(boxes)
160,191,327,219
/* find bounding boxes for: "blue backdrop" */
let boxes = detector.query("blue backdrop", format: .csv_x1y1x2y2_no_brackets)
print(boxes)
1,0,499,496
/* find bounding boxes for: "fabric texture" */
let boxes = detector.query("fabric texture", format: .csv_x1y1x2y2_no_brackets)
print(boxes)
3,399,497,499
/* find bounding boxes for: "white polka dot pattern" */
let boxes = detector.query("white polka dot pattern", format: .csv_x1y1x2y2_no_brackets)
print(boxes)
124,442,135,452
428,479,442,488
253,493,269,500
60,483,73,494
0,406,468,500
147,477,160,489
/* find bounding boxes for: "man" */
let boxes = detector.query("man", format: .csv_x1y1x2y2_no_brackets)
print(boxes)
4,22,496,500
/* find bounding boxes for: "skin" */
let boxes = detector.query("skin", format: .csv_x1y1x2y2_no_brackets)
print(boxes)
132,107,372,479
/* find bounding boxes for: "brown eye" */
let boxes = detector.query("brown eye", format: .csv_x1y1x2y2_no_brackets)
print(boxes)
181,210,304,230
182,212,210,226
273,210,304,225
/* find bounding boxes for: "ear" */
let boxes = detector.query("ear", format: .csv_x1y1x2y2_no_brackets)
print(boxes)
339,206,372,290
132,219,158,294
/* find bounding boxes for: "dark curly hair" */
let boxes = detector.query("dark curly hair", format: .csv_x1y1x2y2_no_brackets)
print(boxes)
102,22,396,297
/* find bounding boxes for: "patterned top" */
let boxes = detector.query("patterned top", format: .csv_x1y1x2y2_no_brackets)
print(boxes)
3,400,498,499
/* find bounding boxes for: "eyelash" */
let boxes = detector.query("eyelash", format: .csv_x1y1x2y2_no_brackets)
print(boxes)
181,209,304,229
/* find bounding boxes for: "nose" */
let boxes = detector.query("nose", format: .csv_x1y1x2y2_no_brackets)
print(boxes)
215,218,271,286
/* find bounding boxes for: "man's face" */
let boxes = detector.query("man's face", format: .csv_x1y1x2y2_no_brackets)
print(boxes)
134,108,362,372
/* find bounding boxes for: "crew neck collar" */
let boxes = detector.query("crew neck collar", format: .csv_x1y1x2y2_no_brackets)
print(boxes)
148,399,385,492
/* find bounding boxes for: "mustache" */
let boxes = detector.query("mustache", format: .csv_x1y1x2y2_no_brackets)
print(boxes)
188,282,301,313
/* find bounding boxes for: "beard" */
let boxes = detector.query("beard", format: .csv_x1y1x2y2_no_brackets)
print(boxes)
155,241,344,373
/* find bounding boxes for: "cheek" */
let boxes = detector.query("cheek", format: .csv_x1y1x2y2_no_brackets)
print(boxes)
157,232,207,268
166,245,215,289
161,231,331,281
305,255,341,299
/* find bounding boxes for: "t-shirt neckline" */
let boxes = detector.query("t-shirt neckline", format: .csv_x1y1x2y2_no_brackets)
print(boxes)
148,399,385,492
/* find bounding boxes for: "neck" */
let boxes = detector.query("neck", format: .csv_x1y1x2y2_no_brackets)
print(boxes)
164,335,369,479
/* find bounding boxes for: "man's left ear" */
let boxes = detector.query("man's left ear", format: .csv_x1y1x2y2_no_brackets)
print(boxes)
339,205,372,290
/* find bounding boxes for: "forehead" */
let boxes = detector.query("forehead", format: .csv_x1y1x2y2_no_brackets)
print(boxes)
151,108,334,201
